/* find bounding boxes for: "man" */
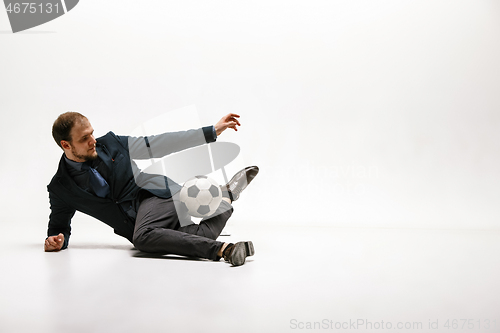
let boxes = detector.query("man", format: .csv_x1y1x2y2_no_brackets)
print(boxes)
44,112,259,266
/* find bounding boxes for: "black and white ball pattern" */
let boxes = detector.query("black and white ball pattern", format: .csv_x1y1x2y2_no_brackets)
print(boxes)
179,175,222,217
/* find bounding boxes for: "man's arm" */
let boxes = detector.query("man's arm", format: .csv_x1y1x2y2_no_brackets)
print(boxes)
126,113,241,160
45,190,75,252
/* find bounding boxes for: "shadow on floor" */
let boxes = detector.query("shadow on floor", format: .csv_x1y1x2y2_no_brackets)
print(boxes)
27,243,134,251
132,252,205,262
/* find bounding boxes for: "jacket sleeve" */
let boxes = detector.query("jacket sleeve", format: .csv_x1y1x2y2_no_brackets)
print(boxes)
124,126,217,160
47,189,75,250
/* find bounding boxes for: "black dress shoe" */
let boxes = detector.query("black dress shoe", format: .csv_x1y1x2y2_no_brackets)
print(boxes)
223,241,255,266
221,166,259,202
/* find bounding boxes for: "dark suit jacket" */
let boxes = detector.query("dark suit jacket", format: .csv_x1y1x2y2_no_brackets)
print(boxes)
47,127,216,249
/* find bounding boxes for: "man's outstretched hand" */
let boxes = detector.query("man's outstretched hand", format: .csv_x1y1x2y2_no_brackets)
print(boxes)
214,113,241,136
44,233,64,252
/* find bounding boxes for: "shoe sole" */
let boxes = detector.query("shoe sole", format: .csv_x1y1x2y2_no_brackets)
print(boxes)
223,166,259,202
230,241,255,266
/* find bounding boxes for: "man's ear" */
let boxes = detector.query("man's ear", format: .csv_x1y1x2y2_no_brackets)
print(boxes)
60,140,71,150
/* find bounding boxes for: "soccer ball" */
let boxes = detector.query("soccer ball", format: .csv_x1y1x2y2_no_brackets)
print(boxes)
179,175,222,218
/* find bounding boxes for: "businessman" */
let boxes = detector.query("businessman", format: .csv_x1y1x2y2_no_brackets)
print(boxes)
44,112,259,266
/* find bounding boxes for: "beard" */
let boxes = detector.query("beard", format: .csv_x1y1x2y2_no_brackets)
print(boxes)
70,144,98,162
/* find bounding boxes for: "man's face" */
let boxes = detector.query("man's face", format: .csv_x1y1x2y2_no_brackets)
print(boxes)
62,118,98,162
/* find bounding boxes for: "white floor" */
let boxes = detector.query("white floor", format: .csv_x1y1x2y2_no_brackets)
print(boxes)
1,221,499,333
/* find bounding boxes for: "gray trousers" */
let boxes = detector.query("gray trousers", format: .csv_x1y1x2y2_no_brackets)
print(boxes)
132,193,233,260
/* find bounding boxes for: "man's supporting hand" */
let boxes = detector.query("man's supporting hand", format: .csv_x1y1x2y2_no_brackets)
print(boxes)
214,113,241,136
44,233,64,252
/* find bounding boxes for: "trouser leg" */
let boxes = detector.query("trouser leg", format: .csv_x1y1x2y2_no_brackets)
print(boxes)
133,194,233,260
176,195,233,239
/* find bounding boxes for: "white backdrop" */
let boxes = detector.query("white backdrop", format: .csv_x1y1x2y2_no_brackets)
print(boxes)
1,0,499,232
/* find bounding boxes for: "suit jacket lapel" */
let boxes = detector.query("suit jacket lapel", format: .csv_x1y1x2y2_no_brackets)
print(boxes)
55,154,109,201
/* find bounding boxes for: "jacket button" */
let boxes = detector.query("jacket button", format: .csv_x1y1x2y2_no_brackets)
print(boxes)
123,220,128,224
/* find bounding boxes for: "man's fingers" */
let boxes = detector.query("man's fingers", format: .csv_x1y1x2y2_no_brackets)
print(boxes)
45,241,55,251
224,114,240,124
215,113,241,135
229,118,241,126
228,118,241,127
45,242,60,251
225,121,238,131
45,235,63,249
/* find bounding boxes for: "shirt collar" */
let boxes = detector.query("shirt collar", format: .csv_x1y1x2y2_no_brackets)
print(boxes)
64,155,84,171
